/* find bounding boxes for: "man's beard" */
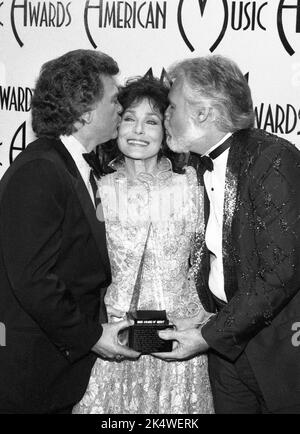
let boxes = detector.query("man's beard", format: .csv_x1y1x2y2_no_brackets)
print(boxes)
166,134,191,153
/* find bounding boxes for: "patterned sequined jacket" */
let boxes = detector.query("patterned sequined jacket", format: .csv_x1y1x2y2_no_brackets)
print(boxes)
193,128,300,412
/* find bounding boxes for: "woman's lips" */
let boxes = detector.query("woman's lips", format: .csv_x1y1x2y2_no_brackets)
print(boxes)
127,139,150,146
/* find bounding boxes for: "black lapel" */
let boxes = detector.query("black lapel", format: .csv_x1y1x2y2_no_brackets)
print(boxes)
192,130,252,306
201,183,215,312
48,139,111,278
222,130,251,301
190,169,215,312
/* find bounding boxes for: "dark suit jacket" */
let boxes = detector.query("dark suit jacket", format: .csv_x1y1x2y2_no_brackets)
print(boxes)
0,138,111,413
193,129,300,412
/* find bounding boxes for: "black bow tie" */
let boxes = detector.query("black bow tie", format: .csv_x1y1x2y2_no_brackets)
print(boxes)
199,155,214,172
198,138,232,174
82,151,102,180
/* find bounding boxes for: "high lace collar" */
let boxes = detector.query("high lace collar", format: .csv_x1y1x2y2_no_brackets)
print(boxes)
108,156,173,185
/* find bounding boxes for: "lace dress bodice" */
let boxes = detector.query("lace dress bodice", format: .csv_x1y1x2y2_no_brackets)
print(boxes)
100,158,203,318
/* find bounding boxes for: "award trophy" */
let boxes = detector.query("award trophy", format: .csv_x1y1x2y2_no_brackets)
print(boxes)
119,224,174,354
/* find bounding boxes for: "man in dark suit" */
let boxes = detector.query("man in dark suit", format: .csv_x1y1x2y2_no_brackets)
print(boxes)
156,55,300,413
0,49,139,414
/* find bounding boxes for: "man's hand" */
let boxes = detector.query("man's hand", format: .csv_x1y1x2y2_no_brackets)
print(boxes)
169,310,215,332
92,319,140,360
152,326,209,361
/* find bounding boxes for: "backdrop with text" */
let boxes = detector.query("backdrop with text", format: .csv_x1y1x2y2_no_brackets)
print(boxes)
1,0,300,178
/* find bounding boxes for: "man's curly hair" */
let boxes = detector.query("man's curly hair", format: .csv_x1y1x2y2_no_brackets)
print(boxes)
31,49,119,138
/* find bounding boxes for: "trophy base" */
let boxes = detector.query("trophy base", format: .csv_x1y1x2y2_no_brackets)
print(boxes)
125,310,174,354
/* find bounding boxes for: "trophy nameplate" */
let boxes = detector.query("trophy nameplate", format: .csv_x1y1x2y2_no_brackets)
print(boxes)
126,310,173,354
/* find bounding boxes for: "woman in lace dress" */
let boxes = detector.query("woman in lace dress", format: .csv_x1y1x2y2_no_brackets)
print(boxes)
73,76,214,414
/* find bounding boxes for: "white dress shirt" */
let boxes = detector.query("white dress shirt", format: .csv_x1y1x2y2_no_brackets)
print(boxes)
203,132,232,302
60,135,95,205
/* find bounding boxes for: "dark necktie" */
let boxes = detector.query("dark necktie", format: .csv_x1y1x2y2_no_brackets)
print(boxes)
82,151,102,180
83,152,104,219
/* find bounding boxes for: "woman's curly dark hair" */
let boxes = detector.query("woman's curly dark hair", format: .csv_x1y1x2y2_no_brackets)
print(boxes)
100,76,186,174
31,49,119,138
